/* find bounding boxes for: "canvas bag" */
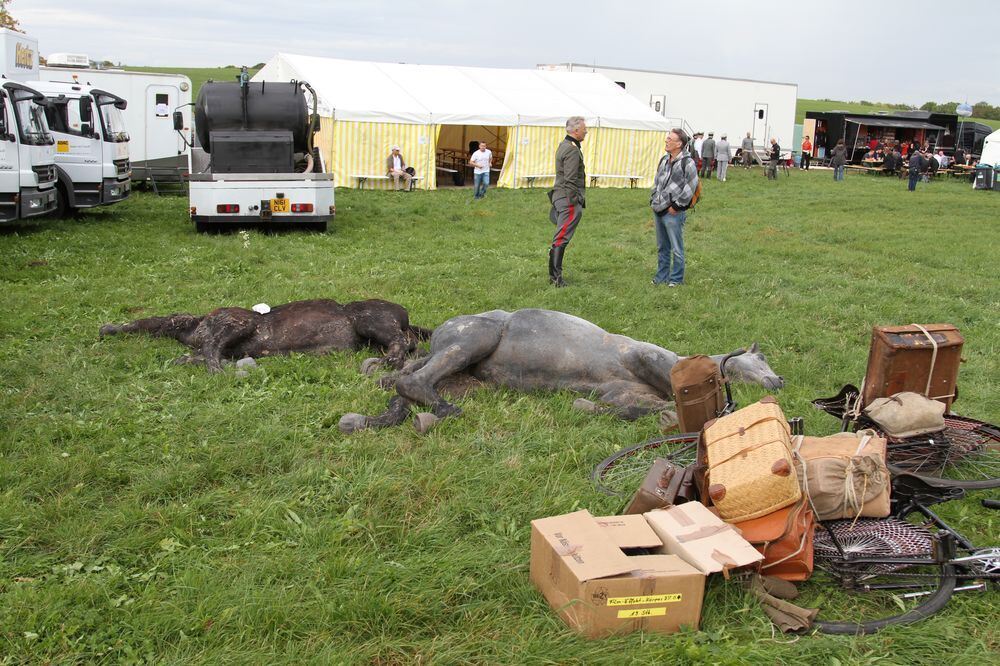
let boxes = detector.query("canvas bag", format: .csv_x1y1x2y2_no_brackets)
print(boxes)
864,391,946,439
699,397,801,522
721,500,815,582
793,430,890,521
670,355,725,434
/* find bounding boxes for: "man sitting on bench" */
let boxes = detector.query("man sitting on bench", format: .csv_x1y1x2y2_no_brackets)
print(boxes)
386,145,414,191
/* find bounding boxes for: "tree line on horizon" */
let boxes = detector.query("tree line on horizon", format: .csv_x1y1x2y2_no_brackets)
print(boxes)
815,97,1000,121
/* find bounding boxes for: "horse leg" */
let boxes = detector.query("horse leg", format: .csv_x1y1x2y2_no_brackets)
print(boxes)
394,319,503,418
100,314,204,345
339,395,414,434
192,310,257,373
575,382,678,427
377,355,431,390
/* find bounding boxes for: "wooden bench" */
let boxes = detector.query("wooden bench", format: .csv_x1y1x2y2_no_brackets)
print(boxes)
435,166,459,174
590,174,641,188
352,175,421,191
522,174,555,187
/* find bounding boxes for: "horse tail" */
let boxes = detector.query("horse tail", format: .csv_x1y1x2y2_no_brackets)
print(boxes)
408,325,434,342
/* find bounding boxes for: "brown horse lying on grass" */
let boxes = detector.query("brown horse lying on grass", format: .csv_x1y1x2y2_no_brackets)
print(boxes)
100,299,431,372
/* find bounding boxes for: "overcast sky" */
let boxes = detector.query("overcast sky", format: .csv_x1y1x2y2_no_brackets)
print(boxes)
17,0,1000,105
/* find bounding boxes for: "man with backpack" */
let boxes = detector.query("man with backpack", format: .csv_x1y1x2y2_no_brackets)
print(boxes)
650,128,700,287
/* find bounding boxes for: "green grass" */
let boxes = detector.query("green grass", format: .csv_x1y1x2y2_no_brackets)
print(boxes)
797,98,1000,131
1,171,998,663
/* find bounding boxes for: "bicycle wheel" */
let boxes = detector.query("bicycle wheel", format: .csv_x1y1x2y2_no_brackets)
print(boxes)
591,433,699,497
884,416,1000,490
798,518,957,635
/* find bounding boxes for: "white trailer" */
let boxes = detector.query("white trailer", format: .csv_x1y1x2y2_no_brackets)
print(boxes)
539,63,798,155
40,64,192,181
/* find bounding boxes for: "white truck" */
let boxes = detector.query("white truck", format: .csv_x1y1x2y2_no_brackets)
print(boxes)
2,29,131,217
0,80,58,222
0,30,58,222
181,69,334,232
41,60,192,183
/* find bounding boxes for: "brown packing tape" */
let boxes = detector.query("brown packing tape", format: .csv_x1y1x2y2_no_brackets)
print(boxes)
671,504,696,527
675,524,736,544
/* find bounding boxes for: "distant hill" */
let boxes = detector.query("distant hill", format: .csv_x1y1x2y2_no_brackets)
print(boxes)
796,98,1000,130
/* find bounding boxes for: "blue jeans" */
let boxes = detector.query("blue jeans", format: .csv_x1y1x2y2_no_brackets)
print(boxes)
473,172,490,198
834,166,845,181
653,209,686,284
908,173,919,191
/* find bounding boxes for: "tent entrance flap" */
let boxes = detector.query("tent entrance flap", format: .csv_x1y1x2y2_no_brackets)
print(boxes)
436,125,508,187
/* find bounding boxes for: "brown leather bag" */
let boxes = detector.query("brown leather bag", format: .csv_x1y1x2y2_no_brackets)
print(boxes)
670,355,725,433
726,500,815,582
623,459,697,514
863,324,963,411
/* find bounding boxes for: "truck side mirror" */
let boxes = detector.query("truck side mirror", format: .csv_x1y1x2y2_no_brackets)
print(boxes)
311,113,321,133
81,122,93,136
80,97,93,124
173,111,184,131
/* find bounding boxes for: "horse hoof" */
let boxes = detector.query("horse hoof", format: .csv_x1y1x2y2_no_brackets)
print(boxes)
572,398,599,413
432,402,463,419
236,356,257,369
338,413,369,434
413,412,440,434
658,410,679,433
360,358,381,375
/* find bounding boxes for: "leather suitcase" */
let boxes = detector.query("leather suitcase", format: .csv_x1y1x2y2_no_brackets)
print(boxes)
670,355,725,434
623,459,696,515
699,397,801,522
725,500,815,582
862,324,963,411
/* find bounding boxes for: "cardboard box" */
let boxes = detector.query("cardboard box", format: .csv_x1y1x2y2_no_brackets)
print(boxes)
643,502,763,575
529,510,705,638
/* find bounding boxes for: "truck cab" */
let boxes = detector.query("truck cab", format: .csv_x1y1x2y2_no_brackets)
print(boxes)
0,81,58,222
34,82,131,216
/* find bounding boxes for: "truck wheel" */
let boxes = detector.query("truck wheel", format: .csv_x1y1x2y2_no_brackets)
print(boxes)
53,186,78,219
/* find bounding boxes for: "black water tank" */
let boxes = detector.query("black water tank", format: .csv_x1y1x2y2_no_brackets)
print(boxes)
195,80,308,153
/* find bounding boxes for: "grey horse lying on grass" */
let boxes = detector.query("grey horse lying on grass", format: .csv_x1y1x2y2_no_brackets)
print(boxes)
100,299,431,373
339,308,783,433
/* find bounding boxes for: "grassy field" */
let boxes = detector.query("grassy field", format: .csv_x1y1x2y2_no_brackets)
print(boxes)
797,98,1000,131
1,169,998,663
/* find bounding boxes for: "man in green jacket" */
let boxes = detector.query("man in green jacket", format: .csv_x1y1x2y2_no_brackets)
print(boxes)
547,116,588,287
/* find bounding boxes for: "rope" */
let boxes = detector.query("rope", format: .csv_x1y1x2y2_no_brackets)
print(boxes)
911,323,939,397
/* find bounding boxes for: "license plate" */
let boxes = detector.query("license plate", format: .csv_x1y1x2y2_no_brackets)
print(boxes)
270,198,289,213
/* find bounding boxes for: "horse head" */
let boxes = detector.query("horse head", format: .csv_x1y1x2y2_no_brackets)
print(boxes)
723,342,784,391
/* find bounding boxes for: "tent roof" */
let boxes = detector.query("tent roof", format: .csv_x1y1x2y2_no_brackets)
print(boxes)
845,116,945,130
253,53,671,131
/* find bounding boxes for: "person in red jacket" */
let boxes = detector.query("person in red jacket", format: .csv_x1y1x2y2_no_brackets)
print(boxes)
800,136,812,170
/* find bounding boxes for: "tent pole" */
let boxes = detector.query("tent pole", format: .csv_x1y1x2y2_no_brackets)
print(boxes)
512,116,521,189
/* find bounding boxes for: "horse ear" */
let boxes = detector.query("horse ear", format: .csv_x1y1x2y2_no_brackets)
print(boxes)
749,342,760,353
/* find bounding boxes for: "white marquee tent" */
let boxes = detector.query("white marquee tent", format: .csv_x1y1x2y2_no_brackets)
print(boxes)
979,129,1000,168
253,54,672,190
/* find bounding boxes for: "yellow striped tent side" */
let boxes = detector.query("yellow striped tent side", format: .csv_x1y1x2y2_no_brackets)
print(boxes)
496,125,565,189
319,119,438,190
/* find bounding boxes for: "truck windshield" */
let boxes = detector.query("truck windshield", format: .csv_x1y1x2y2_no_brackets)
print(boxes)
96,95,129,143
12,95,54,146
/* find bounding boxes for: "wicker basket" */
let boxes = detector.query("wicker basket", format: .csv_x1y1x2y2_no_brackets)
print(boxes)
702,397,801,522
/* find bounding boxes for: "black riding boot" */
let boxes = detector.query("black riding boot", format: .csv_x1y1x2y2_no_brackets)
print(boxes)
549,246,567,287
